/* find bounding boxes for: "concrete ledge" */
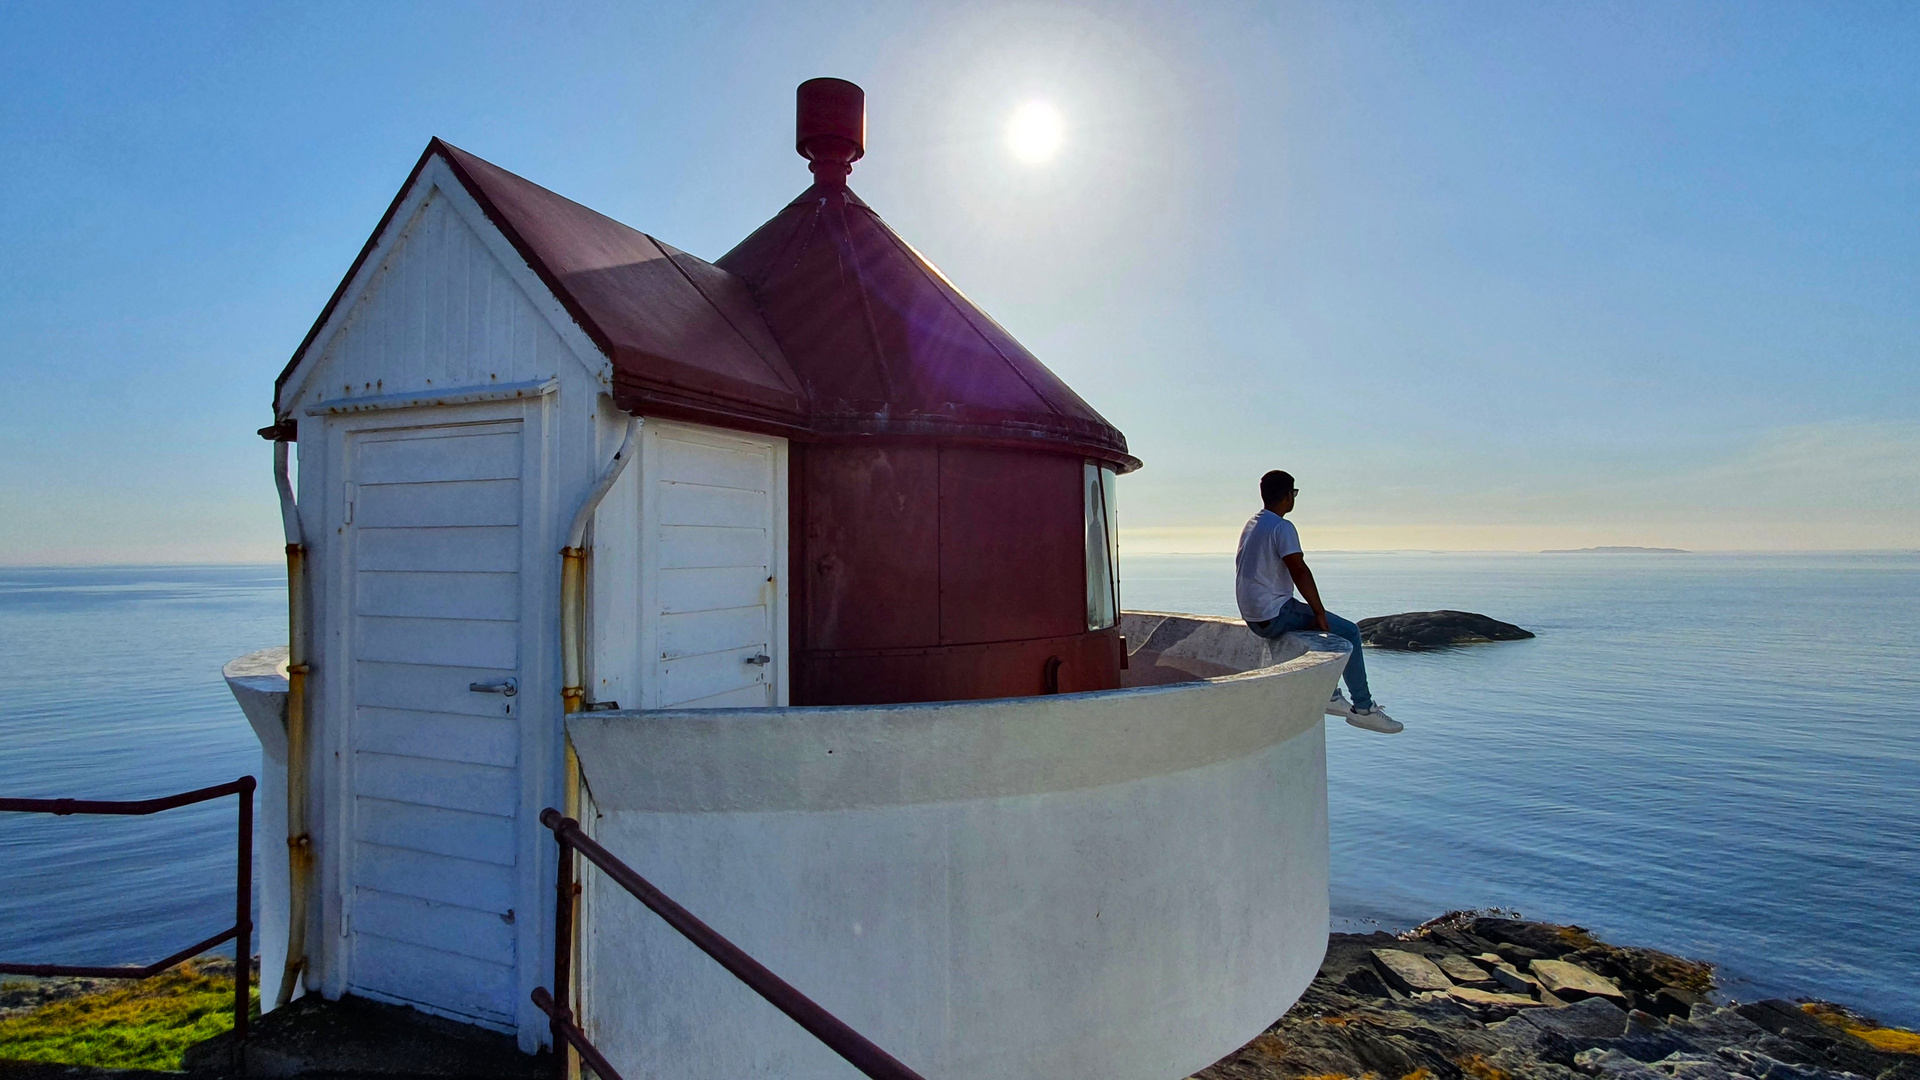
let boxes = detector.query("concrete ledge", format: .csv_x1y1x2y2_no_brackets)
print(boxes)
222,646,289,762
571,616,1348,812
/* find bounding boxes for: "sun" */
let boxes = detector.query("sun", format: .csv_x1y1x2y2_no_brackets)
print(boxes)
1006,101,1064,164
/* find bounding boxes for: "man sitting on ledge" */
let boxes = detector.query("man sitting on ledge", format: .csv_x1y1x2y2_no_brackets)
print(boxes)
1236,469,1403,734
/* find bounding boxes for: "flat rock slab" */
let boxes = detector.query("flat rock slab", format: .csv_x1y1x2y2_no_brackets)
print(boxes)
1446,986,1546,1010
1357,610,1535,650
1371,948,1453,993
1531,958,1627,1001
1494,996,1630,1043
1437,954,1499,987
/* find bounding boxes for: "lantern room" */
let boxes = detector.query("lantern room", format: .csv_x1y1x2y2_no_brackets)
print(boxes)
722,79,1139,705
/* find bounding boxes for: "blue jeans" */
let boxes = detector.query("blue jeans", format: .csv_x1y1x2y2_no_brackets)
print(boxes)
1248,599,1373,709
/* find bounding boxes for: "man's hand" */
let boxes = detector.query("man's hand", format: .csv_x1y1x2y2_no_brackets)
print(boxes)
1312,609,1329,633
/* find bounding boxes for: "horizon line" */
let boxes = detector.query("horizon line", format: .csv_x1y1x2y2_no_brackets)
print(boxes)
3,548,1918,571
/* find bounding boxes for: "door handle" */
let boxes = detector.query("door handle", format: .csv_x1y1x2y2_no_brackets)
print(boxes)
470,677,519,697
743,653,772,666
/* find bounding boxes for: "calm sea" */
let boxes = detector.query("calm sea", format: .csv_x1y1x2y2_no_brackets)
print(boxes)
1,556,1915,1026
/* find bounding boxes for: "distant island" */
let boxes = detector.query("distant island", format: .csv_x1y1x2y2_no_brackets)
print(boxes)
1541,546,1691,554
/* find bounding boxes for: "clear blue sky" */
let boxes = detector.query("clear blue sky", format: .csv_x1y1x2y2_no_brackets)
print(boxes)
2,1,1916,561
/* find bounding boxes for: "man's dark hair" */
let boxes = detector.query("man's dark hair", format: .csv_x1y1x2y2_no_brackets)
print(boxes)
1260,470,1295,506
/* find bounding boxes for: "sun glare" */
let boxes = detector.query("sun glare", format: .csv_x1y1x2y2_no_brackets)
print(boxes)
1007,101,1064,163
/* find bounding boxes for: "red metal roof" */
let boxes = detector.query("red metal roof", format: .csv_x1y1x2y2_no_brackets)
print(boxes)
278,140,1136,471
718,183,1138,470
277,140,809,433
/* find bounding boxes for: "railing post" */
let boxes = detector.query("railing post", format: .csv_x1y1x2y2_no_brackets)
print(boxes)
552,820,576,1080
235,776,255,1069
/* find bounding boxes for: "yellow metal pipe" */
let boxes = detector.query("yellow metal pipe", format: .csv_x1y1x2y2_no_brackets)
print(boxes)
280,543,311,1007
272,437,311,1008
561,547,585,715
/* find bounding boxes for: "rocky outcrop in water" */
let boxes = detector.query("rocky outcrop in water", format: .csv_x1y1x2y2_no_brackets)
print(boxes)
1196,914,1919,1080
1358,611,1535,650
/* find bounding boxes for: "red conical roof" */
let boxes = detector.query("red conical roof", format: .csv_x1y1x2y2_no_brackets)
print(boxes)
717,183,1138,470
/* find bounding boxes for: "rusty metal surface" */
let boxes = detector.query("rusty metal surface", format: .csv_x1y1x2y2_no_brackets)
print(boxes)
534,810,929,1080
793,442,1121,705
531,988,622,1080
0,926,237,980
0,777,251,816
0,777,254,1055
795,626,1123,705
797,444,942,651
717,179,1137,471
935,447,1084,644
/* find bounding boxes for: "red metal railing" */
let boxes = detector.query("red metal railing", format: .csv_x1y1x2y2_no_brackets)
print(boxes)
0,777,256,1057
532,807,929,1080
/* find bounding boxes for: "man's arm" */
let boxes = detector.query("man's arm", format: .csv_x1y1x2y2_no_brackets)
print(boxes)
1282,552,1330,633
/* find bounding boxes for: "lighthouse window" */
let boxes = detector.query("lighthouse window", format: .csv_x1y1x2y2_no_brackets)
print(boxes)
1085,463,1120,630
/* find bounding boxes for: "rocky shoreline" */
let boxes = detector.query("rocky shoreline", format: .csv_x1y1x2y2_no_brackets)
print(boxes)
5,923,1916,1080
1197,913,1917,1080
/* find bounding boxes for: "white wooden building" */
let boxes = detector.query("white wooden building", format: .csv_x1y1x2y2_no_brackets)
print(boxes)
262,138,804,1042
233,82,1345,1078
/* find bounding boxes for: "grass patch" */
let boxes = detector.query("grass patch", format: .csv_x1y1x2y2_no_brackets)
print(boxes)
0,961,258,1071
1802,1002,1920,1056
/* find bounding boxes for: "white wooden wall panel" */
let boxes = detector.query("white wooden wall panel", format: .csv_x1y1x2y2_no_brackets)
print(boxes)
586,404,642,712
352,891,515,961
343,421,526,1027
352,708,518,767
354,662,516,718
351,935,515,1021
635,423,787,710
360,527,520,573
304,189,572,406
355,799,516,863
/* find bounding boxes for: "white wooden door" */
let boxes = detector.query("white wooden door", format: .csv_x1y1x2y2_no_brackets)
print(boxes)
645,425,780,708
343,419,525,1025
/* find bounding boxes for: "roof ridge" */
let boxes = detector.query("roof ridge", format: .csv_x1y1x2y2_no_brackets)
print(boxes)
653,240,804,399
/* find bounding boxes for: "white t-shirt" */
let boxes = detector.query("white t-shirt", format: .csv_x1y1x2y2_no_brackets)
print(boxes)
1235,509,1303,622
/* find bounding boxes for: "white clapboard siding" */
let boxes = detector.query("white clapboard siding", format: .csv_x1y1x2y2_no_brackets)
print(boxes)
350,932,515,1023
644,428,778,709
350,890,516,963
307,187,583,405
346,421,524,1025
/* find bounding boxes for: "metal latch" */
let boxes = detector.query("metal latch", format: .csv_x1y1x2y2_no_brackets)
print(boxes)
743,653,772,666
469,677,519,697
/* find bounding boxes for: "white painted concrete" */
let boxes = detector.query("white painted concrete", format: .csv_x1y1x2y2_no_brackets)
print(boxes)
223,648,292,1011
567,615,1347,1080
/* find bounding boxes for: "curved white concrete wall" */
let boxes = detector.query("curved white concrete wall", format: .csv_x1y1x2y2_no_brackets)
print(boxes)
567,614,1347,1080
222,646,293,1011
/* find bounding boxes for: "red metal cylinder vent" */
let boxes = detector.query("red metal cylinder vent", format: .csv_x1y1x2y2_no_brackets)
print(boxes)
796,77,865,184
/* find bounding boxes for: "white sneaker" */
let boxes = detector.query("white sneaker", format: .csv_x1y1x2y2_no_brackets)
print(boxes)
1346,704,1403,734
1325,691,1354,718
